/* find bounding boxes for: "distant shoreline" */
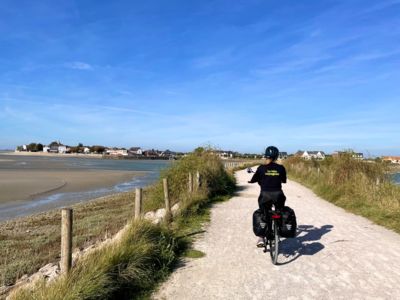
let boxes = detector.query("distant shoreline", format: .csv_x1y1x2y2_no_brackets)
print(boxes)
0,151,103,159
0,151,173,160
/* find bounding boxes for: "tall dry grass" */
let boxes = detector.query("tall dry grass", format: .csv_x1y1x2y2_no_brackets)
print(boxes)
11,222,177,300
0,192,135,287
285,154,400,232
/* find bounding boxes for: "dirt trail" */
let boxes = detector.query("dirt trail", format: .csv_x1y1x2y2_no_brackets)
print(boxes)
154,168,400,300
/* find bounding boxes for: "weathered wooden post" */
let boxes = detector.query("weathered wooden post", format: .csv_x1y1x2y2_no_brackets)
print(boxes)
188,172,193,194
163,178,171,222
196,170,200,190
61,208,73,274
317,167,320,177
135,188,142,220
376,177,380,186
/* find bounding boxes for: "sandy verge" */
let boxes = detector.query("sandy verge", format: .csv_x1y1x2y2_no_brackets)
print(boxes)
0,169,145,204
153,168,400,299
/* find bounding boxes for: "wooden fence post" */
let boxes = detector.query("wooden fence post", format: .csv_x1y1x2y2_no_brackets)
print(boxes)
196,170,200,190
135,188,142,220
188,172,193,194
163,178,171,222
317,168,320,176
61,208,73,274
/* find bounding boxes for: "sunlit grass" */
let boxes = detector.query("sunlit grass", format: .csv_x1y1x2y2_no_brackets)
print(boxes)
285,155,400,233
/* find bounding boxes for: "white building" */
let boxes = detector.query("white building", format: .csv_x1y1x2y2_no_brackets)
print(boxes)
58,145,67,154
106,149,128,156
129,147,143,155
301,151,326,160
216,151,233,159
383,156,400,164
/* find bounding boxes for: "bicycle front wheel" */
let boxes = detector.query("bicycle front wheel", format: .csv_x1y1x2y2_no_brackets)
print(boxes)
269,220,279,265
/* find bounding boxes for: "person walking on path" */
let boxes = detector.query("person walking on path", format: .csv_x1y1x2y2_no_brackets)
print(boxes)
248,146,287,246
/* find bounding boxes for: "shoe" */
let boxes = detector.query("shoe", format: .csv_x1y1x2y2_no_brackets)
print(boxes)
256,237,264,248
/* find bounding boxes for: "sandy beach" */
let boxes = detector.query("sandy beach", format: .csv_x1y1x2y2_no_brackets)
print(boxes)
0,169,145,204
0,154,169,220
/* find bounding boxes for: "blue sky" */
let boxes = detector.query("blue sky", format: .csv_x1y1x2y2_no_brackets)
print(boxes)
0,0,399,155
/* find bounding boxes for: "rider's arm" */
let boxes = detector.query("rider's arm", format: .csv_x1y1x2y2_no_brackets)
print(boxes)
249,167,261,183
281,166,287,183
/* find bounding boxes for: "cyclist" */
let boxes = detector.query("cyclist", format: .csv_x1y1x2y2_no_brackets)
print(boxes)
248,146,287,247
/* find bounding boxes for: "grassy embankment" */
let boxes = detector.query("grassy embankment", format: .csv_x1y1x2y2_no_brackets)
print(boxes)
8,149,236,299
284,155,400,233
0,193,135,287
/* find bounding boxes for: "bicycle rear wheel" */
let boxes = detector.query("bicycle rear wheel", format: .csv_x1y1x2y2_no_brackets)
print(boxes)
269,220,279,265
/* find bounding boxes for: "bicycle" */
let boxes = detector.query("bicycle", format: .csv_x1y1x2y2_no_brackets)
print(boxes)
262,205,281,265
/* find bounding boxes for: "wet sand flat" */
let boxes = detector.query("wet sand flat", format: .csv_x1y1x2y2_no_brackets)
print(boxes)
0,169,145,204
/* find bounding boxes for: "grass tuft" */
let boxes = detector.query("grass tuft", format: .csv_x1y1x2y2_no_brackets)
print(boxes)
184,249,206,259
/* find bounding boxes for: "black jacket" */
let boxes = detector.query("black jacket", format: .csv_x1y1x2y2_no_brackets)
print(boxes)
249,162,287,191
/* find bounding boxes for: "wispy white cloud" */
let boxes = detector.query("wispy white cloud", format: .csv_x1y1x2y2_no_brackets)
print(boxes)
357,0,400,15
65,61,93,70
1,106,39,122
192,48,234,69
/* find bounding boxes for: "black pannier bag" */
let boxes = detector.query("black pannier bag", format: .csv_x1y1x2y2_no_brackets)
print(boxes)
279,206,297,238
253,209,267,236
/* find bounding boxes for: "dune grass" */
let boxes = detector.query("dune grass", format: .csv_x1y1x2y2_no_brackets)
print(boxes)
11,222,179,300
8,149,237,299
284,155,400,233
0,192,136,287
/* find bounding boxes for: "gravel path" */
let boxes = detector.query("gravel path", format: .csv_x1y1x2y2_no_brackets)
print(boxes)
153,168,400,300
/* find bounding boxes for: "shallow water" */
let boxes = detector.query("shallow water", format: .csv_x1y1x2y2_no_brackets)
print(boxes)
393,173,400,185
0,155,171,220
0,154,170,172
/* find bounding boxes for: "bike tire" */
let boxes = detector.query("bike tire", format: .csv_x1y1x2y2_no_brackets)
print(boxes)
269,220,279,265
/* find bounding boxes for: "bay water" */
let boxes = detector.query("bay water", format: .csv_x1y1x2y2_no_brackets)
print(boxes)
0,154,171,220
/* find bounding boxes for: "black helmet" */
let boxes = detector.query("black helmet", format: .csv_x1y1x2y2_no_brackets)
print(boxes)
265,146,279,160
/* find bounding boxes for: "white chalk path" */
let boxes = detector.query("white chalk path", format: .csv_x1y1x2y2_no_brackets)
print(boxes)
153,169,400,300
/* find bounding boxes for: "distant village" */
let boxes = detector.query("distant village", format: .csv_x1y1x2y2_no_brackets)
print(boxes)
282,150,400,164
15,141,183,160
14,142,400,164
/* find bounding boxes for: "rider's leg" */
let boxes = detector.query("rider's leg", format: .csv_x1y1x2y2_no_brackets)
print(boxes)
256,193,272,246
277,191,286,209
259,193,274,240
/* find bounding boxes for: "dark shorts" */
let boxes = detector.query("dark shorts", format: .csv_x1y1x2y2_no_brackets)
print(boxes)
258,190,286,211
